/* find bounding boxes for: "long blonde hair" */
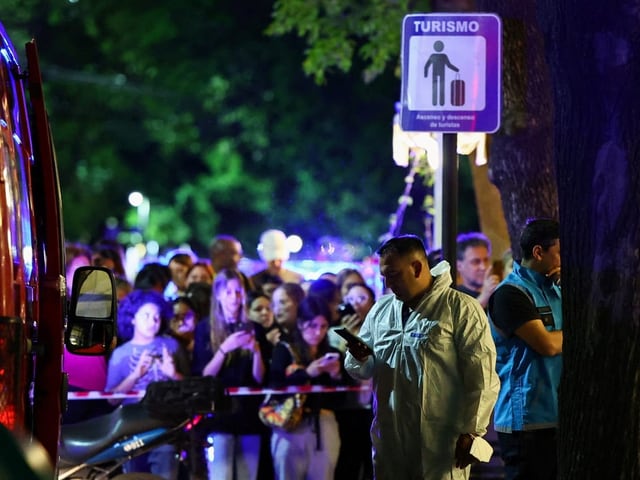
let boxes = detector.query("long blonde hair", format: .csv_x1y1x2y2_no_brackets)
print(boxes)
208,268,248,351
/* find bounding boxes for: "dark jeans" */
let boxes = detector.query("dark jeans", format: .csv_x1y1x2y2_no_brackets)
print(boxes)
335,408,373,480
497,429,557,480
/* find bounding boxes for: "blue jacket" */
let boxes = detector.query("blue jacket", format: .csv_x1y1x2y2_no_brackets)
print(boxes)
489,261,562,432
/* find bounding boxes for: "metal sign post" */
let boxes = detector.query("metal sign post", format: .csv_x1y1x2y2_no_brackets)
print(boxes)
399,13,502,281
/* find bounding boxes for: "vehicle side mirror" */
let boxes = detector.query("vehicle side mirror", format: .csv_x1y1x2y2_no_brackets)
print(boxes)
64,266,117,355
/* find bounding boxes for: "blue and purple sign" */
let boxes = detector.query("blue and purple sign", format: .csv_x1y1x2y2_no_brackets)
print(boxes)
400,13,502,133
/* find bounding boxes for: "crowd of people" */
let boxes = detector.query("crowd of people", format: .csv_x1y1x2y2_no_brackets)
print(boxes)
63,218,563,480
63,229,376,480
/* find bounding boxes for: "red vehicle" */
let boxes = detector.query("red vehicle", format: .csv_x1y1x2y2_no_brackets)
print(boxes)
0,22,116,476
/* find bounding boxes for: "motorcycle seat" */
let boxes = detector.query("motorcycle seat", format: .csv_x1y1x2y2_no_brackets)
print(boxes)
58,402,178,464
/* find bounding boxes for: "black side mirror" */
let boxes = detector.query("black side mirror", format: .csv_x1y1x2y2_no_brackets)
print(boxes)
64,266,117,355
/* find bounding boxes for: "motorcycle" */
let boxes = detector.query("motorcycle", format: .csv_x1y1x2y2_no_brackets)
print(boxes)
57,377,226,480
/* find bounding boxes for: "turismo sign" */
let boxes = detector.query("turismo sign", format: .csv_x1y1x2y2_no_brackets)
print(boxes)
400,13,502,133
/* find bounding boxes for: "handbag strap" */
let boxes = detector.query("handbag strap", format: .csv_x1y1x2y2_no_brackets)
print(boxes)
262,342,304,405
280,341,301,364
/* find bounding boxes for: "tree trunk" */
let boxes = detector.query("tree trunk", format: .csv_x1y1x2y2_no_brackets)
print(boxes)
482,0,640,477
536,1,640,477
478,0,558,260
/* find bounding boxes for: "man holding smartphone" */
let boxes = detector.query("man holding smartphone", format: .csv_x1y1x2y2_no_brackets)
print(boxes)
487,218,562,480
344,235,499,480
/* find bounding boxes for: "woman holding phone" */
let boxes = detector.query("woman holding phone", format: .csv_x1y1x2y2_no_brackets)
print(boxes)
268,295,350,480
192,268,266,480
333,283,376,480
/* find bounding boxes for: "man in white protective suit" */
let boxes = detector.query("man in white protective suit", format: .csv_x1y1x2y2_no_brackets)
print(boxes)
344,234,499,480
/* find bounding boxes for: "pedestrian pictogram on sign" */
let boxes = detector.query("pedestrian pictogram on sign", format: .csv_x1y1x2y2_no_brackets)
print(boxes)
423,40,460,106
400,13,502,133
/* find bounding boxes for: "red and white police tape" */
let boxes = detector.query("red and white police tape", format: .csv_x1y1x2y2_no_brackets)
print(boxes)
67,384,371,400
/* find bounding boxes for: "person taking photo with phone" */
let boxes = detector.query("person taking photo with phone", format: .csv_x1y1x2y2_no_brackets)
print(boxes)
332,282,377,480
192,268,266,480
106,289,189,478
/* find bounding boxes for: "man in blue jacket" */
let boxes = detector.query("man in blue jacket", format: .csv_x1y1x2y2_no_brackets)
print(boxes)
488,218,562,480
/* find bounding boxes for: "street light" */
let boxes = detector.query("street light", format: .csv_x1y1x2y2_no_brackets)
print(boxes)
286,235,303,254
128,191,144,208
128,191,150,235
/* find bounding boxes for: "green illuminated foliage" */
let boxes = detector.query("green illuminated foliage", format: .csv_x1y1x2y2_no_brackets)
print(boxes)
2,0,408,255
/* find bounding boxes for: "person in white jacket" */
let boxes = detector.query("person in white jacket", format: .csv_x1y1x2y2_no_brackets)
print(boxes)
344,234,499,480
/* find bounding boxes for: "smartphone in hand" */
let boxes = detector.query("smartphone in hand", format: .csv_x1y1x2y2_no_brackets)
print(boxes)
230,322,254,334
334,328,373,358
337,303,356,319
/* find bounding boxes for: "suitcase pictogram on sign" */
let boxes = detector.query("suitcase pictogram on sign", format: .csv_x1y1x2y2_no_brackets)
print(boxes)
450,74,465,106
